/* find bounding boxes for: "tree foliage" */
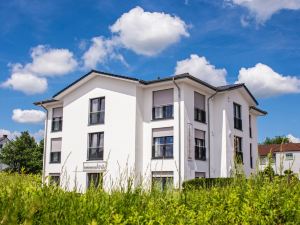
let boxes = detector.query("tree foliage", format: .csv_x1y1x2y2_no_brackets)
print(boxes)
262,136,290,145
0,131,43,174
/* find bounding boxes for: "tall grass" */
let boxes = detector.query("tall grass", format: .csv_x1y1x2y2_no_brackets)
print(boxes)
0,172,299,224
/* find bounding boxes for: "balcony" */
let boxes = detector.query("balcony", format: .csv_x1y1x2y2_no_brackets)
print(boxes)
152,105,173,120
234,117,242,130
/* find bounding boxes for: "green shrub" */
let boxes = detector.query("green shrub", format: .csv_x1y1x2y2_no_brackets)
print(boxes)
0,172,299,224
182,177,234,190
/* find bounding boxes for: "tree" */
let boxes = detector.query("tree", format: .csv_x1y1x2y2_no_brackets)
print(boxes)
262,136,290,145
0,131,43,174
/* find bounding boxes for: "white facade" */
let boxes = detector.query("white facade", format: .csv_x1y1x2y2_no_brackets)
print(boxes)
259,147,300,176
36,71,266,191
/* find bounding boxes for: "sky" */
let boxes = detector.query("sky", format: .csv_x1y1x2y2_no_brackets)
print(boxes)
0,0,300,143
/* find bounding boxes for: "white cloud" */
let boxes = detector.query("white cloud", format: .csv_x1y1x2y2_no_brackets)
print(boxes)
110,6,189,56
0,129,44,141
236,63,300,98
25,45,77,76
12,109,46,124
287,134,300,143
229,0,300,24
1,45,77,94
1,71,47,95
174,54,227,86
82,36,112,69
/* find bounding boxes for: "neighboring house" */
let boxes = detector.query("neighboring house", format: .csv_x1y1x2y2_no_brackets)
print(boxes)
259,143,300,175
0,135,10,171
34,70,266,191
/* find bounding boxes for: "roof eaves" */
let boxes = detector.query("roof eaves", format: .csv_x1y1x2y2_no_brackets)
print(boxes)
250,106,268,115
33,99,58,106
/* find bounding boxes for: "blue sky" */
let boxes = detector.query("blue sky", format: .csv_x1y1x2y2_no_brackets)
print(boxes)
0,0,300,142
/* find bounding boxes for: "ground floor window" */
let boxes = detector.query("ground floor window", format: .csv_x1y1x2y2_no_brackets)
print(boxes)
195,172,205,178
152,171,173,190
87,173,103,189
49,173,60,185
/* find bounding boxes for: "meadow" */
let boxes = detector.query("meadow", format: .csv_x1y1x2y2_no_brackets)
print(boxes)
0,172,299,225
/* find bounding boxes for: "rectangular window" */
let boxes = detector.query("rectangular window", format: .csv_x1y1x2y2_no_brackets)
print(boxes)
249,115,252,138
234,136,243,163
52,107,63,132
88,132,104,160
152,127,173,159
152,89,174,120
285,153,293,160
194,92,206,123
89,97,105,125
49,173,60,185
271,154,276,164
195,172,205,178
250,143,253,169
152,171,173,190
260,156,267,165
50,138,61,163
195,129,206,160
87,173,103,189
233,103,242,130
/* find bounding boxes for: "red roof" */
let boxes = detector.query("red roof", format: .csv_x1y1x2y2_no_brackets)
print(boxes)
258,143,300,156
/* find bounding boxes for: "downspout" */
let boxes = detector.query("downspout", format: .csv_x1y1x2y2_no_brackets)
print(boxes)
41,104,48,185
173,78,181,189
207,92,217,178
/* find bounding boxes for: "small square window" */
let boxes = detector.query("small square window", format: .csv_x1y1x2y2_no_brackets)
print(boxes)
285,153,293,161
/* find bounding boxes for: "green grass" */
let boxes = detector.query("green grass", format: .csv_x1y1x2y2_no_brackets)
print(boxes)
0,173,299,225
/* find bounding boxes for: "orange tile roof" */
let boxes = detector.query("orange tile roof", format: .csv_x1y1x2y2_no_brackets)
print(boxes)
258,143,300,156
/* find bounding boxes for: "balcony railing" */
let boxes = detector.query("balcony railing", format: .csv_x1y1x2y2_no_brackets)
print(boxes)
152,105,173,120
50,152,61,163
194,108,206,123
152,144,173,159
234,117,242,130
89,111,105,125
52,117,62,132
195,146,206,160
88,147,104,160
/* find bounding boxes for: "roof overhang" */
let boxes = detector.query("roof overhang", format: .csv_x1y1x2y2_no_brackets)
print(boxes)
250,106,267,116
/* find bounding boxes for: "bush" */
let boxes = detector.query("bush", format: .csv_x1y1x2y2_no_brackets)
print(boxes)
182,177,234,190
0,173,299,224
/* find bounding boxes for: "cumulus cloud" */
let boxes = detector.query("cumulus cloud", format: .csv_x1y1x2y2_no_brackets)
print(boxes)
1,45,77,94
287,134,300,143
228,0,300,24
110,6,189,56
12,109,46,124
1,71,47,95
0,129,44,141
174,54,227,86
25,45,77,76
236,63,300,98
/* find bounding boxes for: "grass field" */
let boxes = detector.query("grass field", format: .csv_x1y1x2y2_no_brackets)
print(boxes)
0,172,299,225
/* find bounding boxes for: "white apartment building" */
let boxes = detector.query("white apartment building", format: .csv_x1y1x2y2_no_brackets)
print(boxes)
259,143,300,176
35,70,266,191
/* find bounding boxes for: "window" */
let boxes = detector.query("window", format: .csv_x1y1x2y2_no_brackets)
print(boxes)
233,103,242,130
271,154,276,164
49,173,60,185
260,156,267,165
195,172,205,178
234,136,243,163
194,92,206,123
152,89,173,120
89,97,105,125
52,107,63,132
249,115,252,138
50,138,61,163
0,144,2,149
285,153,293,161
152,171,173,190
250,143,253,169
87,173,103,189
152,127,173,159
195,129,206,160
88,132,104,160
